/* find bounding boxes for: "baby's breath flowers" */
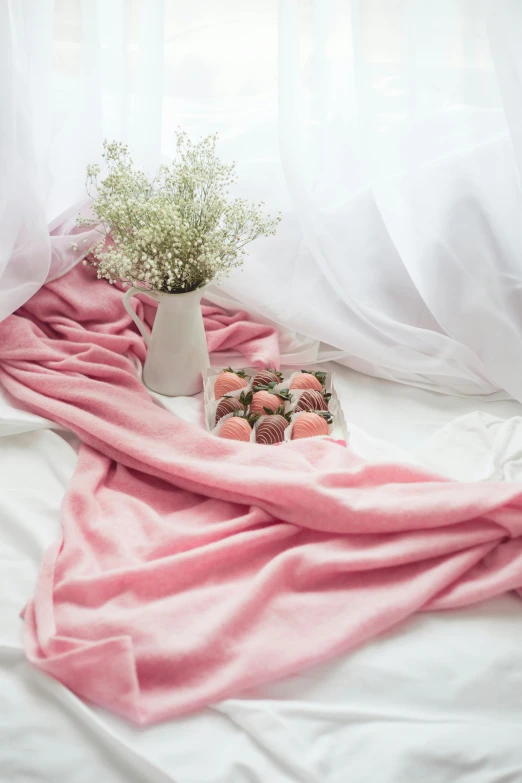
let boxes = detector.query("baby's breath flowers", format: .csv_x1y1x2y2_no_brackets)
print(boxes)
77,132,281,293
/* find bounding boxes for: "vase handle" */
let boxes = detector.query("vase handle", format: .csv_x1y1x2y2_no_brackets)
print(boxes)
123,286,159,348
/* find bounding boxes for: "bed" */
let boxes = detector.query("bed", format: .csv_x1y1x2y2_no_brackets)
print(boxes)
2,364,522,783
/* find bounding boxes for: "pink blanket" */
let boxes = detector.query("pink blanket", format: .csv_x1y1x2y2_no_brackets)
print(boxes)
1,264,521,725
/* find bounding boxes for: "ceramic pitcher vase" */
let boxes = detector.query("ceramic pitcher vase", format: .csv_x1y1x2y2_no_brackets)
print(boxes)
123,285,210,397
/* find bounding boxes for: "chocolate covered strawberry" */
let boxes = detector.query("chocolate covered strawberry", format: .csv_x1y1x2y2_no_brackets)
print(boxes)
252,368,283,389
215,390,252,425
294,389,330,412
214,368,249,399
218,410,259,442
291,411,332,440
289,371,326,392
250,384,292,415
256,405,291,445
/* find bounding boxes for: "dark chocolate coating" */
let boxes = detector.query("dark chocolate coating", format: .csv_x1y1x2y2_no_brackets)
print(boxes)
252,370,280,388
256,415,289,445
295,389,328,412
215,397,245,424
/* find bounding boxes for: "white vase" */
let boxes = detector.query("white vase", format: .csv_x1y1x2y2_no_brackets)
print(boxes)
123,285,210,396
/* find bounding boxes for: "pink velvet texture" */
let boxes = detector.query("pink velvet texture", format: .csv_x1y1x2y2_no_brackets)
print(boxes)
0,263,521,725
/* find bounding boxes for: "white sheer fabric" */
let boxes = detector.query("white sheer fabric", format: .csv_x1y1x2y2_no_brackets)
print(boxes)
2,0,522,398
0,1,51,320
0,1,102,319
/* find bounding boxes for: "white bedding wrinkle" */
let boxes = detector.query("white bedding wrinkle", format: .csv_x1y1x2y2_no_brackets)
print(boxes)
416,412,522,482
1,367,522,783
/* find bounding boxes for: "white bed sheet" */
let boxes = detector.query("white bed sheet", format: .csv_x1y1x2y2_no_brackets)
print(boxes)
2,366,522,783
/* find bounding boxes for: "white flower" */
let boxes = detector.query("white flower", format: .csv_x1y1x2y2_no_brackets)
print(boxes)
77,131,281,292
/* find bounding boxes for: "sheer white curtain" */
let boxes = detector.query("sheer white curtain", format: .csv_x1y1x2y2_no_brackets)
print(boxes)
3,0,522,398
274,0,522,399
0,1,52,319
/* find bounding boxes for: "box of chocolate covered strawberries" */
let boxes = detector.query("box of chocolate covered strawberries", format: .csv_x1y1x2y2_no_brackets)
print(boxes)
204,367,349,445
